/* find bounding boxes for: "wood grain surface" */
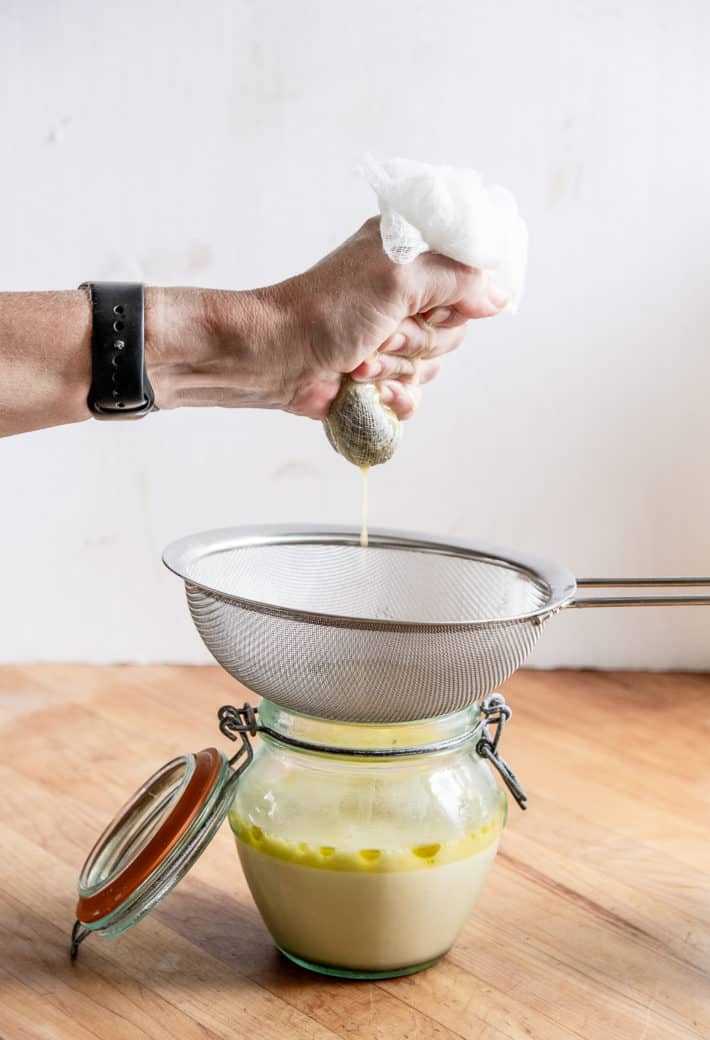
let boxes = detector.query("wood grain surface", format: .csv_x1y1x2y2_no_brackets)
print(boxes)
0,665,708,1040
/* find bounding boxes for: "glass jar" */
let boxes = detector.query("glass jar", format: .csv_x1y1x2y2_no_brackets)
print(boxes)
228,699,507,979
70,695,521,971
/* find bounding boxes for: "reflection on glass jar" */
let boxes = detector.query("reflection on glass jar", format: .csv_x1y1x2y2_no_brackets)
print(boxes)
229,700,507,979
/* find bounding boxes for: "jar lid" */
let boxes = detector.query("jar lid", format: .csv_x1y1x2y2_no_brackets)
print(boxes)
71,746,235,957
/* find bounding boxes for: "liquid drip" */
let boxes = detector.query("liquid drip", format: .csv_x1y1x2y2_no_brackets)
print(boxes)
356,356,421,549
360,465,369,547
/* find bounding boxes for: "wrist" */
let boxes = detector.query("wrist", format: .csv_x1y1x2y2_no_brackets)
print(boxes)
144,285,294,411
144,286,208,409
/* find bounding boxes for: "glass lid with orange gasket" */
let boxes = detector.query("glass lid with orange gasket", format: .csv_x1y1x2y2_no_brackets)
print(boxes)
70,716,255,958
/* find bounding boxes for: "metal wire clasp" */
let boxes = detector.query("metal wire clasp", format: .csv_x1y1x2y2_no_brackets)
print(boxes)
477,694,528,810
218,703,258,775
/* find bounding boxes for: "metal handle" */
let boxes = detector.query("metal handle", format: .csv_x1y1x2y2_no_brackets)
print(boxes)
573,577,710,609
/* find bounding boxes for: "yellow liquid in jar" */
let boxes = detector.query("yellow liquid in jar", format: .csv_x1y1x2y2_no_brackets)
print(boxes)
230,811,502,871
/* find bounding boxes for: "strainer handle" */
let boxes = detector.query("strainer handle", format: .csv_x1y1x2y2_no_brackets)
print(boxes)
572,577,710,608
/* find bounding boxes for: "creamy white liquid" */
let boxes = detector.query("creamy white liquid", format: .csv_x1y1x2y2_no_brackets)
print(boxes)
360,465,369,548
237,838,498,971
356,357,421,549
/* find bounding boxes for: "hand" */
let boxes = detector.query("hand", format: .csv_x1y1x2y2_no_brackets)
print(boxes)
146,217,509,419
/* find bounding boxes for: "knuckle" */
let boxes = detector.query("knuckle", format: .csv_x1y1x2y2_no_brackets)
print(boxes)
401,358,415,379
391,382,418,418
385,355,408,378
400,395,418,419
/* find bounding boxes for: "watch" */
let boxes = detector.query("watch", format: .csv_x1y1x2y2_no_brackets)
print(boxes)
81,281,156,419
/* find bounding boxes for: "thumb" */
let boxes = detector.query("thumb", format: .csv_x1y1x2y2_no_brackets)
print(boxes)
411,254,510,319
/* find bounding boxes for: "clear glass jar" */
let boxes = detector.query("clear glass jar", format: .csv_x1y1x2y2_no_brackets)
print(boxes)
228,700,507,979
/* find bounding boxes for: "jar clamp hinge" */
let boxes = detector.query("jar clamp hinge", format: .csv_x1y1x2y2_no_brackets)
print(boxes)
218,703,258,778
477,694,528,810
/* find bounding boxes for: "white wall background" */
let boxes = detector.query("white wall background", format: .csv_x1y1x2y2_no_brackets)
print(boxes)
1,0,709,669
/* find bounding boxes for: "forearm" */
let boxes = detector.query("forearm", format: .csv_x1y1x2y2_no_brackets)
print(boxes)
0,221,501,438
0,286,291,437
0,290,92,436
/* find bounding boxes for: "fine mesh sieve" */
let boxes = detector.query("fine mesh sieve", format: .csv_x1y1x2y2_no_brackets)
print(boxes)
162,525,710,723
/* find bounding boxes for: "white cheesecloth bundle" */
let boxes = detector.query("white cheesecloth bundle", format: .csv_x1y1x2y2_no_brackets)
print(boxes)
324,156,528,466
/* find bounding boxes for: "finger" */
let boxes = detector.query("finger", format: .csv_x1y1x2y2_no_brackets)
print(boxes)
419,306,468,329
407,254,511,319
397,319,466,359
378,380,422,420
351,324,466,381
413,358,441,386
350,352,418,382
351,350,444,386
390,319,466,360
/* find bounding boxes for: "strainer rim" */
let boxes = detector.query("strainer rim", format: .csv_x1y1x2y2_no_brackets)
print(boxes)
161,524,577,629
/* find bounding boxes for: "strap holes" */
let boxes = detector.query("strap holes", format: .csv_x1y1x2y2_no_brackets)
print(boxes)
113,320,125,332
113,305,125,315
114,340,125,350
117,402,125,408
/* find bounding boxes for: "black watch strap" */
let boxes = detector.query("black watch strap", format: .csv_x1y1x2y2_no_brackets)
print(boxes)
81,281,156,419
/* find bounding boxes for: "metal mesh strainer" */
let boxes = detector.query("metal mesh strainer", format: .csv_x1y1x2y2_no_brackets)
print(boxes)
163,525,710,723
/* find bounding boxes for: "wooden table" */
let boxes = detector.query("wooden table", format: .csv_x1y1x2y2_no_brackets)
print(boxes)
0,666,708,1040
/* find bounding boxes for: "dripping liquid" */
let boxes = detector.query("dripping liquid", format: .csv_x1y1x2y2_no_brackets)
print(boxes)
360,466,369,548
357,358,421,550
